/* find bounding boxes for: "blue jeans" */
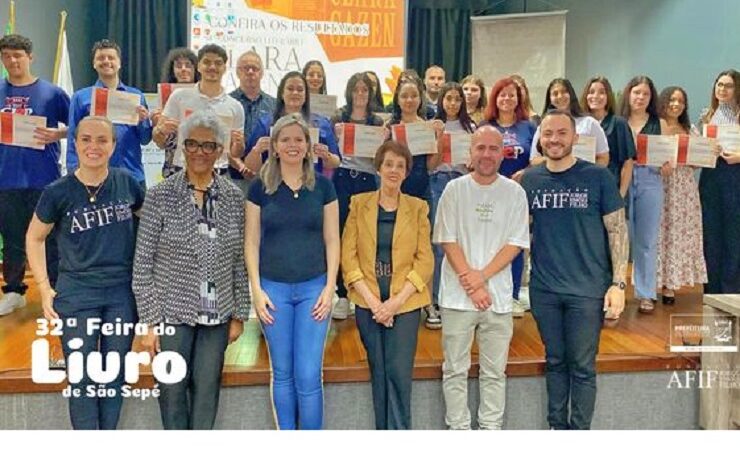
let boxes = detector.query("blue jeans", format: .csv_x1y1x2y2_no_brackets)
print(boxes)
157,322,229,429
261,274,330,430
530,288,604,430
54,282,138,430
333,168,378,298
628,166,663,300
430,170,463,303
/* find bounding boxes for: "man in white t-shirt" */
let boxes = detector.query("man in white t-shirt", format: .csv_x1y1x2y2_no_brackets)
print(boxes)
433,125,530,430
154,44,245,174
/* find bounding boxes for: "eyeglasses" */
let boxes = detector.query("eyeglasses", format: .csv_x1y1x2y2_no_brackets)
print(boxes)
717,82,735,89
183,139,222,154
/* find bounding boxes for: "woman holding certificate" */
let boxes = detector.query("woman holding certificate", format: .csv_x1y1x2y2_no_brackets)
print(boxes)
655,87,708,304
387,76,444,201
620,76,665,314
581,76,636,197
241,71,341,175
341,140,433,429
26,116,145,429
529,78,610,167
153,47,199,178
246,113,340,429
479,77,537,316
698,69,740,294
330,72,385,320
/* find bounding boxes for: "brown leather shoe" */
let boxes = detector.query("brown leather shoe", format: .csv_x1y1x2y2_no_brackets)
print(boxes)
638,298,655,314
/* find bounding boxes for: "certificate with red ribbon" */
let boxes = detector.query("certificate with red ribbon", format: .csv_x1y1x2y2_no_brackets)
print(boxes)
440,131,471,165
90,87,140,125
337,123,385,158
703,124,740,154
391,122,436,155
0,112,47,150
636,135,678,167
157,83,195,109
677,135,717,168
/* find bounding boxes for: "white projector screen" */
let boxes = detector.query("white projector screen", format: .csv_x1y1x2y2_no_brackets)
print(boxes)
471,11,567,115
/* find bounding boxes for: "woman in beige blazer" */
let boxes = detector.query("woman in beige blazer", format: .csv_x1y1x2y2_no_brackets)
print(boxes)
341,140,433,429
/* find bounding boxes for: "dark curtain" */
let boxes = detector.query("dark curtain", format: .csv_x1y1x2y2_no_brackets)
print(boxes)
107,0,189,92
407,0,494,82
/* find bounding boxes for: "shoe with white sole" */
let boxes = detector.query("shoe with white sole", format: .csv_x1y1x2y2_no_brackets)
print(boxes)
424,304,442,329
0,292,26,316
512,300,525,318
517,287,531,311
332,296,351,320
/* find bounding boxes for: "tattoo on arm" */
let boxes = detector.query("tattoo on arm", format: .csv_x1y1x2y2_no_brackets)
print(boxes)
603,208,628,284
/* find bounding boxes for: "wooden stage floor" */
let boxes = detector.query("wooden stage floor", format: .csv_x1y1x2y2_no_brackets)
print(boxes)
0,274,701,393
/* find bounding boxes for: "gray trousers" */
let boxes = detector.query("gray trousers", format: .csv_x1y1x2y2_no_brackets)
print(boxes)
441,307,513,430
157,322,229,430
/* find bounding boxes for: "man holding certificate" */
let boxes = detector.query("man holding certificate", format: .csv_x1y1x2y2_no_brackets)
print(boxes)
66,39,152,189
155,44,245,178
0,34,70,316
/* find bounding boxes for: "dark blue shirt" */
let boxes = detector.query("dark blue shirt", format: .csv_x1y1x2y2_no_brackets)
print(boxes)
247,175,337,283
483,119,536,178
521,160,623,299
35,168,145,289
245,112,341,174
66,80,153,182
0,78,70,189
228,89,276,179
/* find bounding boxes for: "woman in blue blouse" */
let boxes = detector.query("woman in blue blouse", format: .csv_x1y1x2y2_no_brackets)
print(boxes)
239,71,341,175
246,113,340,429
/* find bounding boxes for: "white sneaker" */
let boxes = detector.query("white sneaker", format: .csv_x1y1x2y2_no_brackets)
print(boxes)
512,300,525,318
424,304,442,329
517,287,531,311
332,296,351,320
0,292,26,316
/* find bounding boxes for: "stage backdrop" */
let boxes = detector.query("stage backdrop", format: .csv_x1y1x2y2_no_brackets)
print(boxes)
471,11,567,114
189,0,407,103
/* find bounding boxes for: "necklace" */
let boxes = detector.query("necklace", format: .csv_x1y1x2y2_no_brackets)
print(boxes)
84,181,105,203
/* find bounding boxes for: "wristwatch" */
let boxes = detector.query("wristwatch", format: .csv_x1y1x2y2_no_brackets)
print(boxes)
611,281,626,290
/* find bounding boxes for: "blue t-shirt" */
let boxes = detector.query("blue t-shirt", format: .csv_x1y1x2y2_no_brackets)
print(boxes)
35,168,145,289
247,175,337,283
482,119,536,178
0,78,70,189
521,160,623,299
66,80,153,183
245,112,341,174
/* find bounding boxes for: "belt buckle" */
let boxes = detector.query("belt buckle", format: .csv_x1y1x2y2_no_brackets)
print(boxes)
349,169,359,179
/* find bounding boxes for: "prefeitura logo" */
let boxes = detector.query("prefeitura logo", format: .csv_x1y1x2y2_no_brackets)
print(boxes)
669,314,738,353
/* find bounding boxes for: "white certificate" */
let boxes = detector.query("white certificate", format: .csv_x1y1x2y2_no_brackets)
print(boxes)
703,124,740,154
678,135,717,168
309,94,337,118
391,122,436,155
0,113,47,150
91,88,140,125
572,135,596,163
441,132,471,165
157,83,195,109
636,135,678,167
337,123,385,158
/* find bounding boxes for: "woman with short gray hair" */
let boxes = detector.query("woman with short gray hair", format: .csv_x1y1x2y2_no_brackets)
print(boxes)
133,108,250,429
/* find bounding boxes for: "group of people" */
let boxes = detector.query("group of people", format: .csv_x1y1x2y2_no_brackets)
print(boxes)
0,31,738,431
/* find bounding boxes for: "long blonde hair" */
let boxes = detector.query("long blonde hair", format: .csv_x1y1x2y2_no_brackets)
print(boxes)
259,113,316,194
